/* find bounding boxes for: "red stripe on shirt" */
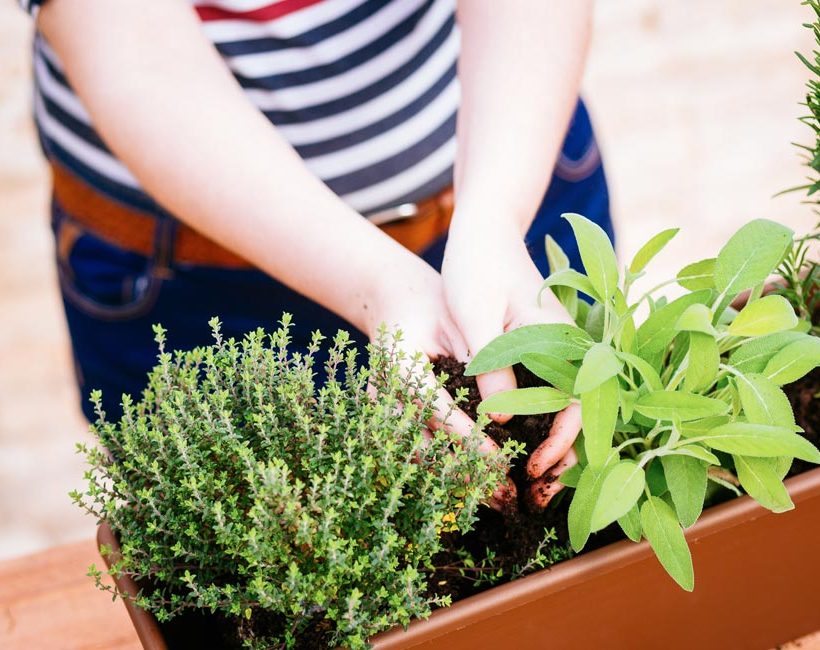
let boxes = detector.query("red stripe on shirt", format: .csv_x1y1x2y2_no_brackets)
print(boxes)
196,0,324,22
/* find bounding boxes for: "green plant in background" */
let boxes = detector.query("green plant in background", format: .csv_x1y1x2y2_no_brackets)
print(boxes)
72,317,517,650
794,0,820,210
468,214,820,591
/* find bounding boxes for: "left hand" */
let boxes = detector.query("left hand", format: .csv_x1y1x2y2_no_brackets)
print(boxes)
441,215,580,509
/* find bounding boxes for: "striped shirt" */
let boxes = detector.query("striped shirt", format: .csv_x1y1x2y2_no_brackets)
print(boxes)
20,0,459,217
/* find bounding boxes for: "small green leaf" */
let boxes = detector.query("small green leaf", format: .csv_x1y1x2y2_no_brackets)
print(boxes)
676,258,716,291
714,220,793,297
728,295,799,337
574,343,624,394
661,455,707,528
540,268,601,302
634,391,728,422
735,373,795,426
519,353,578,395
666,444,720,465
545,234,570,272
466,324,593,375
734,455,794,513
590,460,645,532
559,463,583,488
640,497,694,591
563,213,619,302
687,422,820,462
568,465,606,551
675,304,717,335
630,228,680,274
581,376,620,467
585,302,606,342
636,290,714,357
620,388,637,423
618,504,643,542
762,336,820,385
645,459,668,496
729,331,806,374
477,387,571,416
618,352,664,391
684,332,720,393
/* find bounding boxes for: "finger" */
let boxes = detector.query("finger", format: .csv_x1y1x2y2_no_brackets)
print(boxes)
427,386,499,455
528,448,578,510
487,475,518,513
475,368,518,424
526,402,581,479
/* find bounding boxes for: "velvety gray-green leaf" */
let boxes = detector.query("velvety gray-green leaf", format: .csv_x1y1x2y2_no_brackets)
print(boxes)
665,444,720,465
733,455,794,513
646,459,669,496
630,228,680,274
541,269,601,303
728,295,799,337
559,463,583,488
634,391,728,422
618,504,643,542
568,465,606,551
684,332,720,393
563,213,619,302
640,497,695,591
728,331,806,374
477,387,571,416
661,455,707,528
636,290,714,357
575,343,624,394
762,336,820,385
735,373,795,426
674,304,716,335
519,353,578,395
714,219,793,296
590,460,645,532
466,324,593,375
676,258,716,291
685,422,820,462
618,352,664,392
581,376,620,467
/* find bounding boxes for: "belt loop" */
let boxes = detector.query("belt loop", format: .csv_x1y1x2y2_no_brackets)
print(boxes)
151,209,177,279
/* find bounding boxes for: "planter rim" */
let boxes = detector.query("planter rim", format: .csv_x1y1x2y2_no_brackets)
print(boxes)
372,467,820,648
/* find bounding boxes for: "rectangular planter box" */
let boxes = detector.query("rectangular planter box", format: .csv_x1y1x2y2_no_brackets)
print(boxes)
100,467,820,650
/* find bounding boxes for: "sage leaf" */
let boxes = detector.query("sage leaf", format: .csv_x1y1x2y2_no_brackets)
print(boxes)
618,504,643,542
666,444,720,465
581,376,620,467
546,234,570,272
541,269,601,303
729,331,805,374
646,459,669,496
735,373,795,426
559,462,583,488
630,228,680,273
568,465,606,551
620,388,637,423
714,219,793,297
733,455,794,513
687,422,820,462
728,295,799,337
520,353,578,395
676,258,716,291
585,300,606,342
590,460,645,532
640,496,695,591
661,455,707,528
563,213,619,302
636,290,713,357
684,332,719,393
618,352,664,391
674,304,717,335
575,343,624,394
634,391,728,422
477,387,571,416
466,324,593,375
762,336,820,385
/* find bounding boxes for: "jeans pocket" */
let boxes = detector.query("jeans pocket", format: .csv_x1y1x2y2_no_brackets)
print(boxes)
53,201,165,321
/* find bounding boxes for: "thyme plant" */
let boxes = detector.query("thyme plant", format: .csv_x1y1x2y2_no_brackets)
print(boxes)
468,214,820,591
72,317,517,649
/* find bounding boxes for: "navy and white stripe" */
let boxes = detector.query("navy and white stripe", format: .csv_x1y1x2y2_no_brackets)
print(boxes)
22,0,459,215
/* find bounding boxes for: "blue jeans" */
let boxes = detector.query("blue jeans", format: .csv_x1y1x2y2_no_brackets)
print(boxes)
53,100,612,422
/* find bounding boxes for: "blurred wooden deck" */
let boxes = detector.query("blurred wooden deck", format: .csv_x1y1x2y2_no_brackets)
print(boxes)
0,539,140,650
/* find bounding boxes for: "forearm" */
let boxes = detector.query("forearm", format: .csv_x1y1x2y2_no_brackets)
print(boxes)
452,0,593,236
39,0,417,335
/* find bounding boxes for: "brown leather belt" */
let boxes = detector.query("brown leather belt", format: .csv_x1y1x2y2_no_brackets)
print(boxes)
51,162,454,268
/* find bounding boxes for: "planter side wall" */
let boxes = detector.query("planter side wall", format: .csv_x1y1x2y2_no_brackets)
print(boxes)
373,469,820,650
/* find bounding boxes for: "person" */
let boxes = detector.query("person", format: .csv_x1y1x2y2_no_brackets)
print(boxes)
19,0,612,508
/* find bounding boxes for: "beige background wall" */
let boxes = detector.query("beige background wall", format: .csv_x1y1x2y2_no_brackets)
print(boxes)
0,0,816,560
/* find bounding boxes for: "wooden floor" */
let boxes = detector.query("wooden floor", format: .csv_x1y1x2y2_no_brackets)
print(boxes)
0,539,140,650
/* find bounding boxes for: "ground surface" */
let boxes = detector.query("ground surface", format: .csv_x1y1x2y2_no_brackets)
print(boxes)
0,0,817,646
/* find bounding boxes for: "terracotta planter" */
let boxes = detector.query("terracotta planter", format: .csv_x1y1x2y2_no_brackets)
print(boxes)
99,466,820,650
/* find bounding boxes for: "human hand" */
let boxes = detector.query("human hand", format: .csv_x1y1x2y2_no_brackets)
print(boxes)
441,216,580,509
364,253,517,508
